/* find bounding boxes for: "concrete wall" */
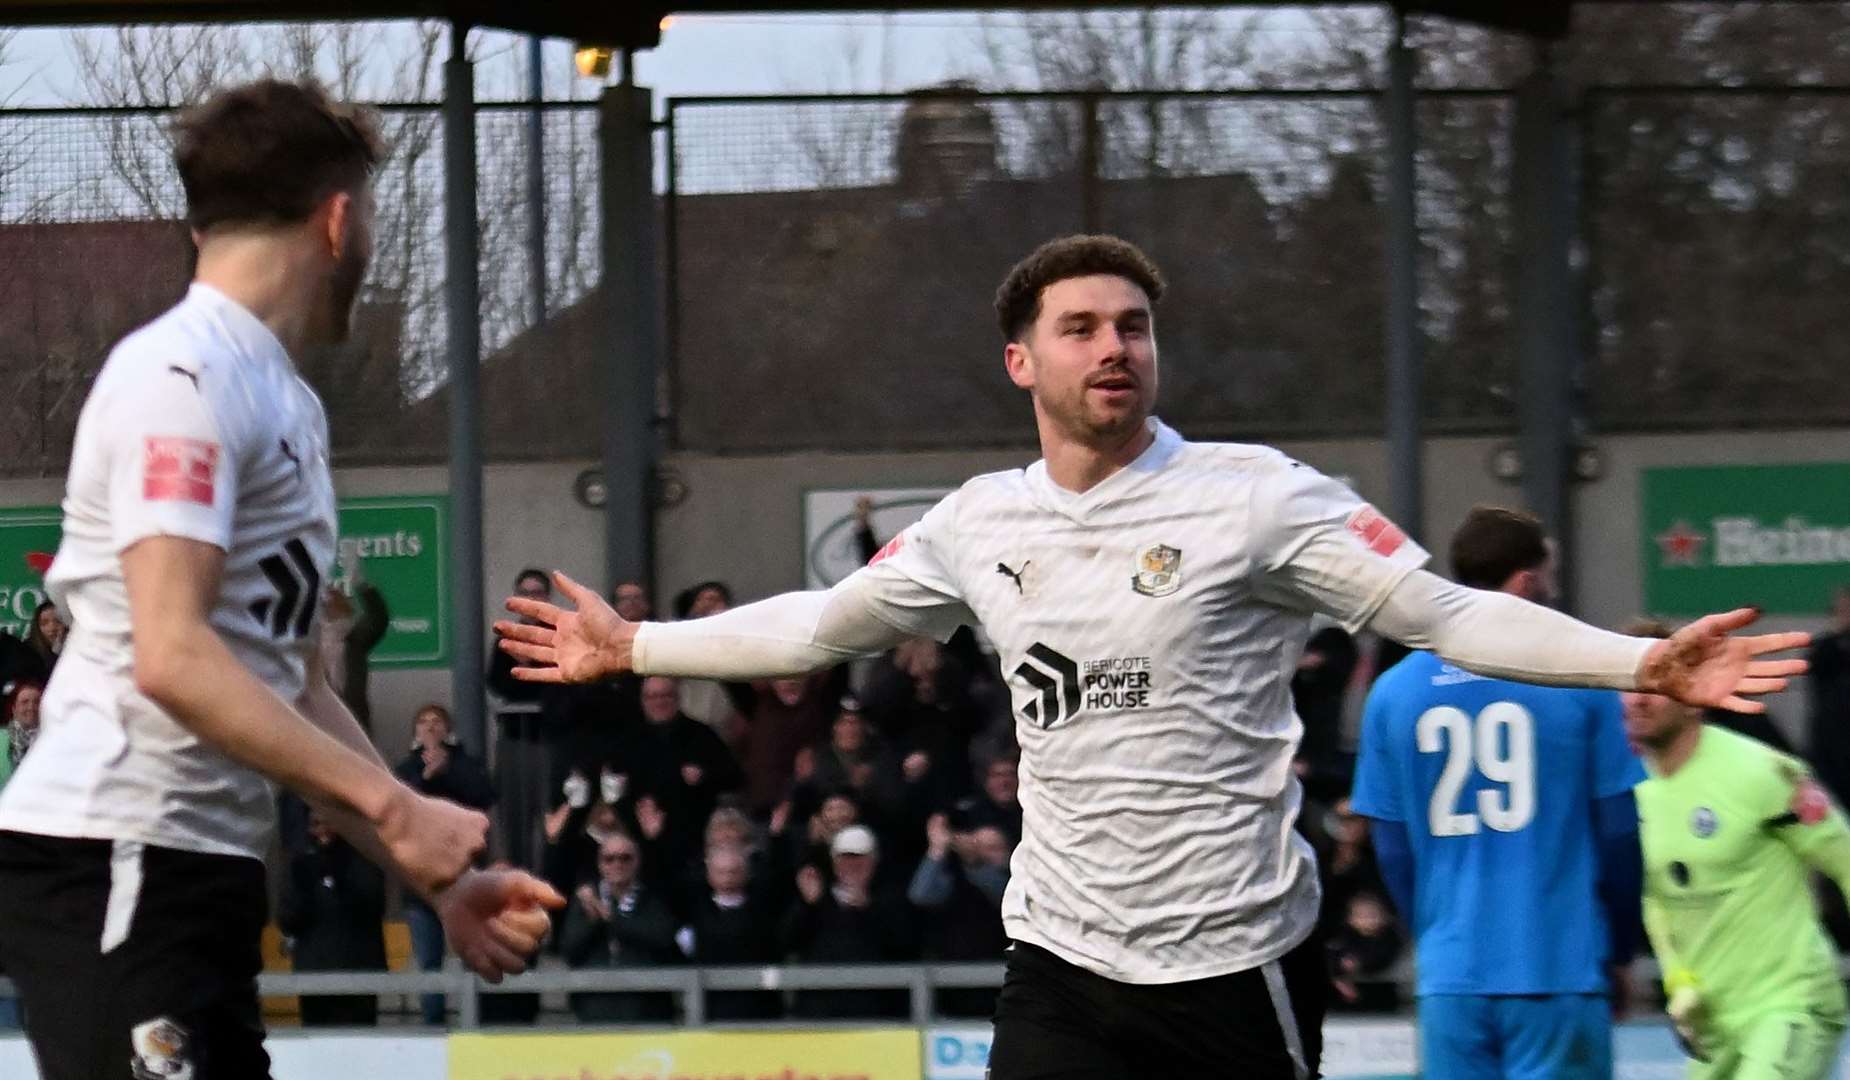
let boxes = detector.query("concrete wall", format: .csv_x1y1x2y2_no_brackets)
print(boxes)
6,424,1844,753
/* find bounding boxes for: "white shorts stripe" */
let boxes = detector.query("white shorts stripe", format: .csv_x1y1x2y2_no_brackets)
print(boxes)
100,839,145,954
1260,958,1309,1080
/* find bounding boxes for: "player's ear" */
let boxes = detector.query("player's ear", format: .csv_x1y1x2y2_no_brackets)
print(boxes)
1004,340,1035,391
320,190,353,261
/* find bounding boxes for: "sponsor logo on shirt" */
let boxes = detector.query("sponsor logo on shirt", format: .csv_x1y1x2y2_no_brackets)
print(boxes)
1014,646,1157,728
1131,543,1182,597
143,436,219,507
1690,806,1719,838
1345,506,1407,558
867,533,905,565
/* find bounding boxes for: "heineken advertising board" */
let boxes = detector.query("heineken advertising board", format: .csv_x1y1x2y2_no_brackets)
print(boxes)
0,495,449,669
1643,464,1850,616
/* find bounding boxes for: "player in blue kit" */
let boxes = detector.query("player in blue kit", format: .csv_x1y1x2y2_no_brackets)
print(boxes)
1351,506,1646,1080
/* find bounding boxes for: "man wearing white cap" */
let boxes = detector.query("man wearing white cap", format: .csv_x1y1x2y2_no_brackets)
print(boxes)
784,823,915,1019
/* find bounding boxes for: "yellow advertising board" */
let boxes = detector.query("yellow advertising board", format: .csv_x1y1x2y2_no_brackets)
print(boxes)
447,1028,921,1080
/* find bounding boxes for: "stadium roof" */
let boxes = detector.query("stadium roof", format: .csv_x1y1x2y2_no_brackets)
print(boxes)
0,2,1591,43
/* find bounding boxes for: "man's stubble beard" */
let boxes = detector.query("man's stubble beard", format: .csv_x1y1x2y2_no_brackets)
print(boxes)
317,243,368,346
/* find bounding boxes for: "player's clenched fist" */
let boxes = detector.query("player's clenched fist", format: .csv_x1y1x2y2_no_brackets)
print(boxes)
377,787,489,894
436,868,566,982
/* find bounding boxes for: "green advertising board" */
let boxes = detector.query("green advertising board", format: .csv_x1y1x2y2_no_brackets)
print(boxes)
335,496,450,669
0,507,62,640
0,495,450,668
1642,464,1850,616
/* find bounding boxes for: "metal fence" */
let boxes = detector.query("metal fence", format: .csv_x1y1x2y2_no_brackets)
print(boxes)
1582,87,1850,431
0,100,602,478
666,83,1850,453
4,78,1846,474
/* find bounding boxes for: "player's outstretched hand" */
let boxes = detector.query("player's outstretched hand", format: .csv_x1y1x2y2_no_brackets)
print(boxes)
494,570,636,684
378,787,489,895
1637,607,1810,714
434,867,566,982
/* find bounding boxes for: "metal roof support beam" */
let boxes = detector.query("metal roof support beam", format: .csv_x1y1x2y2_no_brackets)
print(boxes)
1383,10,1425,543
444,19,487,756
1512,45,1583,602
599,78,659,598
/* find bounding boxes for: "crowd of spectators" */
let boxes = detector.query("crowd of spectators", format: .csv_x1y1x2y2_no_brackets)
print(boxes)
467,498,1416,1023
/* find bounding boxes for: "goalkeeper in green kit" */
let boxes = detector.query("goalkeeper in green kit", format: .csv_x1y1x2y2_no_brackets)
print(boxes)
1625,618,1850,1079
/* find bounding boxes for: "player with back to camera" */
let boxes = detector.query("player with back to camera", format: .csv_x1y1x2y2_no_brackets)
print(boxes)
498,234,1806,1080
0,80,562,1080
1352,505,1645,1080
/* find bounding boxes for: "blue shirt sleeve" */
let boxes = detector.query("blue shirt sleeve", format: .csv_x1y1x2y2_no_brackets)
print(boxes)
1349,679,1403,822
1593,790,1644,963
1589,690,1647,798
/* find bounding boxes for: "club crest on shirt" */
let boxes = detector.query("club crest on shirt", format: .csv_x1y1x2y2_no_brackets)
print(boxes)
130,1016,194,1080
1131,543,1182,597
1690,807,1719,839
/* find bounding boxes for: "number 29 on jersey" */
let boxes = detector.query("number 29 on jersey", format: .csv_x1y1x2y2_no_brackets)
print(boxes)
1417,702,1537,837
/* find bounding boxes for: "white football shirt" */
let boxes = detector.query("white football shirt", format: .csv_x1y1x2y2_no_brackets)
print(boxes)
0,283,338,860
856,418,1429,983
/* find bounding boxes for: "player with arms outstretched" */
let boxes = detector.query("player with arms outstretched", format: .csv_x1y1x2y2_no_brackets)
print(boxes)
1626,618,1849,1080
1353,506,1644,1080
499,235,1806,1080
0,81,561,1080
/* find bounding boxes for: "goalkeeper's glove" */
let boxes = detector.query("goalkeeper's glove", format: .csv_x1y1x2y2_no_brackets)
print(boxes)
1665,970,1711,1062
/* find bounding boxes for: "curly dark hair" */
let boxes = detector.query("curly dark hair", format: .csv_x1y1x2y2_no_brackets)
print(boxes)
993,234,1166,342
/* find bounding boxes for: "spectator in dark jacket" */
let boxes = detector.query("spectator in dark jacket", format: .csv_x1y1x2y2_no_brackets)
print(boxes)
783,824,916,1020
1327,891,1404,1014
561,832,681,1023
487,569,552,704
952,753,1023,846
794,696,903,826
319,577,389,736
736,672,837,817
619,676,745,867
1292,624,1358,803
11,602,63,687
908,813,1011,1017
277,812,387,1026
1810,586,1850,801
679,844,783,1020
393,703,495,1025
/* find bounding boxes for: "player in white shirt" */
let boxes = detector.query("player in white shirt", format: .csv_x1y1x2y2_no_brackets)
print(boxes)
495,235,1807,1079
0,81,561,1080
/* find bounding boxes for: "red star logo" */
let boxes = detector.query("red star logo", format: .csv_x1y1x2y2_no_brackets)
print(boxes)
1657,521,1706,567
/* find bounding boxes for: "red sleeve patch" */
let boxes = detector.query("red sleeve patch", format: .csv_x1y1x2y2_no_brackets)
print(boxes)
1345,506,1408,558
1792,778,1831,826
868,533,906,566
143,436,219,506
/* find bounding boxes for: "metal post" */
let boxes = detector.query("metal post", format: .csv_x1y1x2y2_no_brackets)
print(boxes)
599,76,658,593
1080,95,1101,233
1513,45,1582,602
1383,11,1425,543
455,962,479,1029
526,34,548,325
909,969,933,1026
444,22,487,755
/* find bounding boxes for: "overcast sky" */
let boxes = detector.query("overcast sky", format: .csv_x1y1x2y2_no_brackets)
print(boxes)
0,12,1015,106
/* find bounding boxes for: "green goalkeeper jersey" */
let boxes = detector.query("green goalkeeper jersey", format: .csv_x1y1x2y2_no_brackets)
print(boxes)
1638,724,1850,1031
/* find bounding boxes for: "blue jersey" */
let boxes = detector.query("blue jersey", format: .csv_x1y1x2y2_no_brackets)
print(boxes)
1351,651,1644,996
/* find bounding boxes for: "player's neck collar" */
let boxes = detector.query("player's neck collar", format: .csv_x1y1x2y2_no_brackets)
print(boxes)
186,282,292,371
1031,417,1181,511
